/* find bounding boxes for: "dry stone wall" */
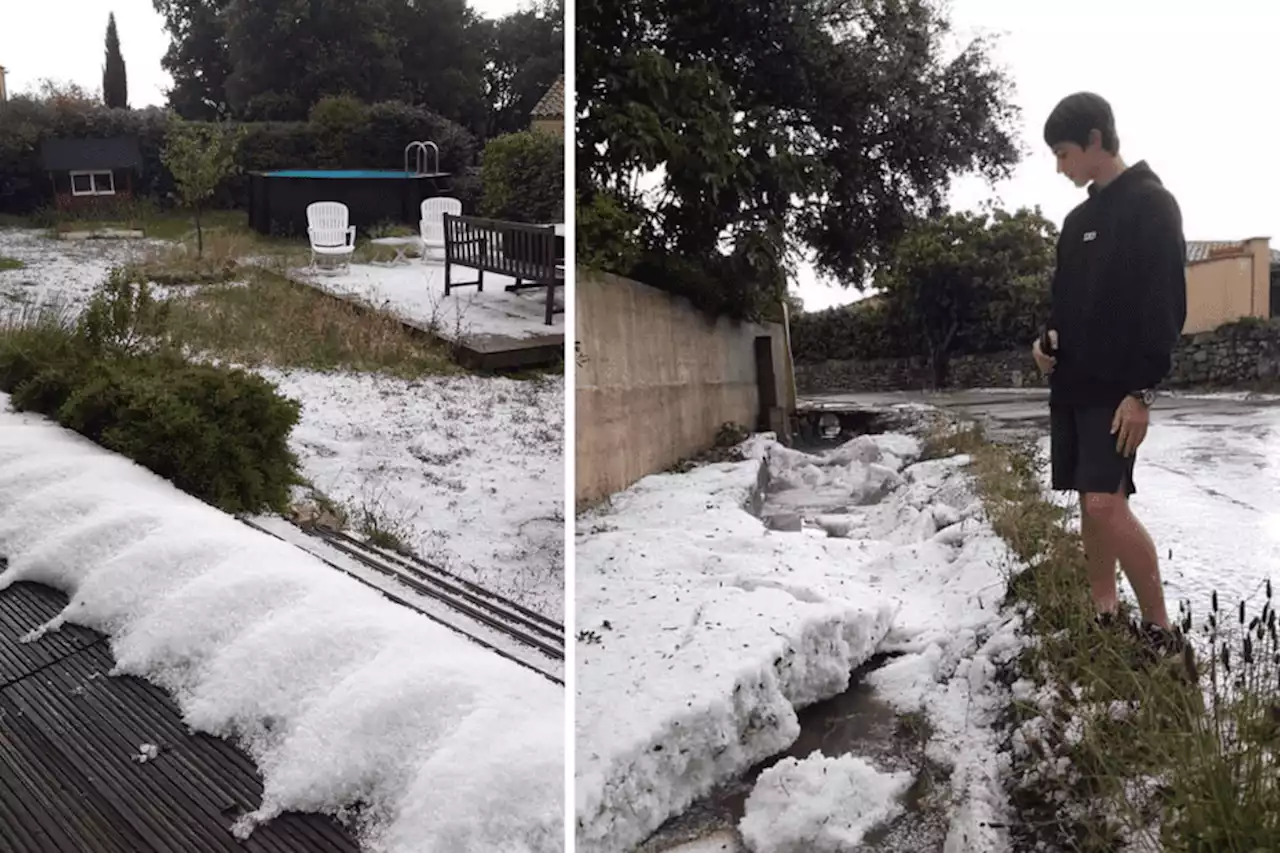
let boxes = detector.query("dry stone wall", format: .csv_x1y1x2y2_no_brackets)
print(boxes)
795,320,1280,393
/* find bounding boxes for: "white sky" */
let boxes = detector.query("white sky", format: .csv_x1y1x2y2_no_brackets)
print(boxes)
0,0,532,108
796,0,1280,312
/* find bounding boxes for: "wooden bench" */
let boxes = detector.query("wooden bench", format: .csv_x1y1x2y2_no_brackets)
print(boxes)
443,214,563,326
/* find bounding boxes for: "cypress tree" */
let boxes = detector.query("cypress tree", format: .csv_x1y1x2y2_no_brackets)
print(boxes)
103,13,129,109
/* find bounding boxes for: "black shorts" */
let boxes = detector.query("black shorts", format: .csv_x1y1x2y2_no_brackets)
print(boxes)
1049,402,1136,496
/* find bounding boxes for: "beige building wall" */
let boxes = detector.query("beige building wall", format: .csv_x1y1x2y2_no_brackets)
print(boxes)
531,117,563,137
576,270,792,507
1184,237,1271,334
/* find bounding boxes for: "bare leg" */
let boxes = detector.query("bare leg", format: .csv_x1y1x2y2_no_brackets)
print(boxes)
1081,490,1170,629
1079,496,1119,615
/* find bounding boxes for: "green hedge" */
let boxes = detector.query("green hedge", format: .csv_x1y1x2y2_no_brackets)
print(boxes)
789,299,919,363
0,96,478,214
480,130,564,223
791,288,1049,364
0,272,302,514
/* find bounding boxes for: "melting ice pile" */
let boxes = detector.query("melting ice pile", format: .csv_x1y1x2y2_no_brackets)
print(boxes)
577,429,1026,853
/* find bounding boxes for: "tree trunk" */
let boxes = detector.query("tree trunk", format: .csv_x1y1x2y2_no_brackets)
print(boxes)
195,205,204,258
928,319,960,389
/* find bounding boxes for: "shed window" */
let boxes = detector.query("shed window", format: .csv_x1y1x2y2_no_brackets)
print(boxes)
70,171,115,196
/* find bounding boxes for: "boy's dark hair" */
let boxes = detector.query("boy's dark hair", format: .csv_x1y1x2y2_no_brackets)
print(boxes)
1043,92,1119,154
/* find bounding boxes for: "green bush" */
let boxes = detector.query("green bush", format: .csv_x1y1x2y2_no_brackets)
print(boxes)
448,166,483,214
309,95,370,169
576,190,642,274
51,357,302,514
0,273,302,514
790,299,919,363
480,130,564,223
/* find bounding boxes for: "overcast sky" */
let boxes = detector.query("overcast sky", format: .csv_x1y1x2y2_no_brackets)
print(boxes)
796,0,1280,312
0,0,531,108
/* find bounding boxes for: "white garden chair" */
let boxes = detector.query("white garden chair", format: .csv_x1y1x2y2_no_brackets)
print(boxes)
306,202,356,272
420,197,463,262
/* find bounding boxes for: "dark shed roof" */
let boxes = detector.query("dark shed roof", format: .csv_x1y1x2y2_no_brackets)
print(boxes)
39,136,144,171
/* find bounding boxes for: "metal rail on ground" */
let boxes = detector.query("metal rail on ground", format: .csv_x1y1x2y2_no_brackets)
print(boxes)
238,518,563,686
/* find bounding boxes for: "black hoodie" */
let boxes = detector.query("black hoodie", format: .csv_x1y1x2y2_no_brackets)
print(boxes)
1046,160,1187,405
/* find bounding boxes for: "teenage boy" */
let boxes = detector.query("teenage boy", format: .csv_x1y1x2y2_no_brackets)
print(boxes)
1032,91,1187,647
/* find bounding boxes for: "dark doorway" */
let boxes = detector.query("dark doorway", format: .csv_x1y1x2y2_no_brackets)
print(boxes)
754,336,777,431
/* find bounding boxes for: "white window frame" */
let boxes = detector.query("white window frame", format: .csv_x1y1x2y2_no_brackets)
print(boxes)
69,170,116,197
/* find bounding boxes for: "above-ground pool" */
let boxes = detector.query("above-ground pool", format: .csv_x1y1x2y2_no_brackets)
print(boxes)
247,169,452,236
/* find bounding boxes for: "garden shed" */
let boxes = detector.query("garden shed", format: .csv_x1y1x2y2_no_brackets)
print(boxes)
38,136,143,209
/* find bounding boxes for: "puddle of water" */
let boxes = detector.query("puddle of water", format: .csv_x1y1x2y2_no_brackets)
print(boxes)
639,654,949,853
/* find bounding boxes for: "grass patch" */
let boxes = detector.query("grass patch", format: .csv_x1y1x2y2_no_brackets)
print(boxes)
0,257,24,271
44,205,244,240
9,210,469,379
31,204,303,256
162,269,460,378
931,423,1280,852
121,234,252,286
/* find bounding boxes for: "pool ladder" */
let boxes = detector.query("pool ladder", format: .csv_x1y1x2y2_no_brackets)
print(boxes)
403,141,440,176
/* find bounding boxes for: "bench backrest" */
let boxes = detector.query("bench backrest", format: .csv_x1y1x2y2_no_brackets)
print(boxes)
444,214,558,281
306,201,350,246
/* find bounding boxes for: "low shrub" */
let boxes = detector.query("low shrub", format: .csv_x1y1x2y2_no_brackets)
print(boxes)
0,271,302,514
49,356,302,514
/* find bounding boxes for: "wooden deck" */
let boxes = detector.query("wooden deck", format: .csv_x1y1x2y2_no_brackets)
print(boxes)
0,581,362,853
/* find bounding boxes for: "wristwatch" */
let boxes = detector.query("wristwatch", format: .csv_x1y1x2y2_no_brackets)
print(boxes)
1129,389,1156,407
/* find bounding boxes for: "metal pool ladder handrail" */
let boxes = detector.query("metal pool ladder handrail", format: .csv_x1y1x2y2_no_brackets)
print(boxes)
403,141,440,176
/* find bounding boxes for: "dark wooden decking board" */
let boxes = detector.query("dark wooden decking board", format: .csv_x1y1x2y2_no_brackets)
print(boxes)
0,582,363,853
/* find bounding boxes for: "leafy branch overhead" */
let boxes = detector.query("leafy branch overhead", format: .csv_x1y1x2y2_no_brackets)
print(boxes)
577,0,1022,315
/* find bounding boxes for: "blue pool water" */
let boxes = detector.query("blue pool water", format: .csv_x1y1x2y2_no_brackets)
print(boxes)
264,169,421,179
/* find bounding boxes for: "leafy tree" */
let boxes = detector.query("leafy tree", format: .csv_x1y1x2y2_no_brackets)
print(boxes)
153,0,551,137
104,13,130,109
387,0,490,135
28,78,101,108
161,118,243,257
875,207,1056,387
153,0,233,119
224,0,402,120
577,0,1021,318
484,0,564,137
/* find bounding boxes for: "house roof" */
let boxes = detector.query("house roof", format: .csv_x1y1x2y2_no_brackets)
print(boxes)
1185,239,1280,267
39,136,143,171
530,75,564,118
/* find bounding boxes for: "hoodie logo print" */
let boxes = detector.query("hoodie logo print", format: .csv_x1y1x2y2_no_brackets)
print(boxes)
1083,231,1097,242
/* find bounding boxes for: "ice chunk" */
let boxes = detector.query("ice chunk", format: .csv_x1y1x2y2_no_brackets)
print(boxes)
739,752,912,852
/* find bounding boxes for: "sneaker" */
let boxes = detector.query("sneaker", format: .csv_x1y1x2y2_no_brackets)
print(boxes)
1138,621,1186,656
1095,611,1123,630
